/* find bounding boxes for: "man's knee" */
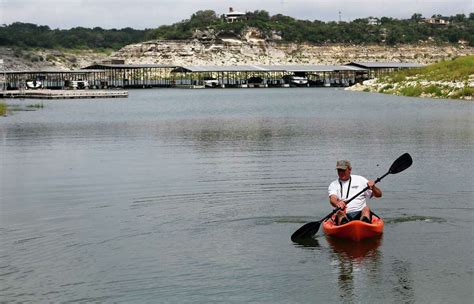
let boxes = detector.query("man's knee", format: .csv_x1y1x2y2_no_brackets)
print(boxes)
361,207,371,223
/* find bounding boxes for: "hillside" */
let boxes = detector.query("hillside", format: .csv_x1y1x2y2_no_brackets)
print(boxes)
1,35,473,71
110,32,473,66
348,55,474,99
0,47,111,71
1,10,473,71
1,11,473,49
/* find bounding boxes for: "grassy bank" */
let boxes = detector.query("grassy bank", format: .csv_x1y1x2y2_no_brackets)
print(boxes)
385,55,473,82
354,55,474,100
0,101,6,116
0,101,46,117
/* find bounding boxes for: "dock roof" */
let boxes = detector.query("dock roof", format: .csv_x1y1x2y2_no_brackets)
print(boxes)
4,69,105,74
172,65,279,73
83,63,177,69
172,64,367,73
347,62,425,69
4,62,426,75
282,65,366,72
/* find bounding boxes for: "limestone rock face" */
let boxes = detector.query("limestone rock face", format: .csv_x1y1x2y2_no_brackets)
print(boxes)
111,37,472,67
1,27,472,70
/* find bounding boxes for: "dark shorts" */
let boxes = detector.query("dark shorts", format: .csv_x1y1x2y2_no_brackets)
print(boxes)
346,211,362,221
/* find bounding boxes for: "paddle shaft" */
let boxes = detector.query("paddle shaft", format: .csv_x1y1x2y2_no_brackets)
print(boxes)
343,171,389,204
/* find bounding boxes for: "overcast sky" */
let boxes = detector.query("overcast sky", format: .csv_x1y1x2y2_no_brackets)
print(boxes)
1,0,472,29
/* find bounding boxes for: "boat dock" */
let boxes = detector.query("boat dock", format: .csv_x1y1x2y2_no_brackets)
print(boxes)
0,62,424,93
0,89,128,99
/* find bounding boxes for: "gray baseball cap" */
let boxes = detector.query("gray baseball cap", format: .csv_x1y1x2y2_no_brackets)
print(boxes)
336,160,351,170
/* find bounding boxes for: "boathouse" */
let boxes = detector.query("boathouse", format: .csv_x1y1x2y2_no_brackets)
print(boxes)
82,63,177,88
3,69,107,90
1,62,426,90
171,64,367,88
346,62,424,79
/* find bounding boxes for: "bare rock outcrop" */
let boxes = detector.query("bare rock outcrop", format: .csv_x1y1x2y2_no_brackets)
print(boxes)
111,38,473,67
1,26,472,70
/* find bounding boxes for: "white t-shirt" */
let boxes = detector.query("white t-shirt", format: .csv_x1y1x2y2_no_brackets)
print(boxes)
328,174,373,213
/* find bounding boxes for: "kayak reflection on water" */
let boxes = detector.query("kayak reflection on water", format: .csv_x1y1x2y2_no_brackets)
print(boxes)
328,236,382,302
327,235,382,260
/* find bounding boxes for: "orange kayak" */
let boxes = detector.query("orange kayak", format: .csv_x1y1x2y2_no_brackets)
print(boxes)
322,215,384,241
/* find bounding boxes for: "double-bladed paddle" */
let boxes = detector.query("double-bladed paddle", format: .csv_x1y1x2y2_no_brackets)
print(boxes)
291,153,413,242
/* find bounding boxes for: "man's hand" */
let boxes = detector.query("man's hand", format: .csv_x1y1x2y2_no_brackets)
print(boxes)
367,180,382,197
367,180,376,190
335,199,346,210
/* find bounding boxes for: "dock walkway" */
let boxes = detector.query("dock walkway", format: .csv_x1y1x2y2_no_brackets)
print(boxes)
0,89,128,99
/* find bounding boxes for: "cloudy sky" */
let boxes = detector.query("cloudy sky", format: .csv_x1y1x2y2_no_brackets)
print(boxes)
1,0,472,29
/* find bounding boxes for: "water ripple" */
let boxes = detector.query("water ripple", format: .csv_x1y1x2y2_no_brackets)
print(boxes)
384,215,447,224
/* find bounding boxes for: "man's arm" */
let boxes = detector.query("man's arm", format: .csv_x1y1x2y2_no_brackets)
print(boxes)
368,180,382,198
329,194,346,209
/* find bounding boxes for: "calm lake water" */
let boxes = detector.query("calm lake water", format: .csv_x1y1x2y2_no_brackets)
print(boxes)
1,88,473,303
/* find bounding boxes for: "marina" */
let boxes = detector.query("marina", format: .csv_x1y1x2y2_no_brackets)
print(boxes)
0,62,424,95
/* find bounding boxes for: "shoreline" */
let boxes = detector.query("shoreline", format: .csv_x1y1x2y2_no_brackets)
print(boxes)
346,79,473,100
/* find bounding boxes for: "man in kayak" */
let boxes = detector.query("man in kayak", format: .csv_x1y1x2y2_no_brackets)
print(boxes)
328,160,382,225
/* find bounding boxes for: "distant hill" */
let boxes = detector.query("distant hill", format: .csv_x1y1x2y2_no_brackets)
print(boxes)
1,11,472,72
0,11,473,50
1,33,472,71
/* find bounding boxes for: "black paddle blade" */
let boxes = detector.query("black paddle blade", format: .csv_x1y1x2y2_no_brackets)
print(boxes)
389,153,413,174
291,221,321,242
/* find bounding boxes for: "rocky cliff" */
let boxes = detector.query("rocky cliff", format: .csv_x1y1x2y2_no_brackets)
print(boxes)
0,47,110,71
112,40,472,67
1,27,472,70
110,28,472,66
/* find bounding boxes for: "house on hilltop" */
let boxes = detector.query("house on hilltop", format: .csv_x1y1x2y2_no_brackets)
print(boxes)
223,7,246,23
367,18,380,26
422,17,450,25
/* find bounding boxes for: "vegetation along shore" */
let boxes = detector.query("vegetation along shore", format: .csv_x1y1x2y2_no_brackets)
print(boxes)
0,101,6,116
348,55,474,100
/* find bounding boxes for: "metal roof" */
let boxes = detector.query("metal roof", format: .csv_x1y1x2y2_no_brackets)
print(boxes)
172,65,278,73
347,62,425,68
172,64,367,73
3,62,425,75
3,69,105,74
82,64,177,69
282,65,367,72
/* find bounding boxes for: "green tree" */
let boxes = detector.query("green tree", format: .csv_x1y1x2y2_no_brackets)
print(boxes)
410,13,423,21
189,10,219,27
1,11,472,49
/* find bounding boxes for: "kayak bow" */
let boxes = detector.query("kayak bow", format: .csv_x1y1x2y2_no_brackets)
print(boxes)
322,216,384,241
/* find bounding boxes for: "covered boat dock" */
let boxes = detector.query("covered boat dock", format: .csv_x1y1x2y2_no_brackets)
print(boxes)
347,62,425,78
170,64,368,88
82,64,177,88
1,62,424,90
3,69,107,90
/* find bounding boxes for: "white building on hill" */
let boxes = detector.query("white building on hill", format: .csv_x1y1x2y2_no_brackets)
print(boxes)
223,7,246,23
